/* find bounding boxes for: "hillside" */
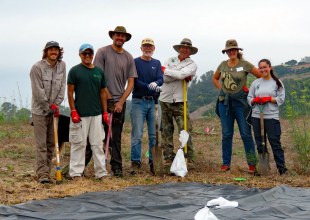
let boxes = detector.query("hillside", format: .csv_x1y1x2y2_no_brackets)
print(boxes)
188,63,310,119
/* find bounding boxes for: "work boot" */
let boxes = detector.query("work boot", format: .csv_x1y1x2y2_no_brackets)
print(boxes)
220,165,230,172
130,161,141,175
248,165,257,174
38,175,51,184
279,167,288,175
113,168,123,177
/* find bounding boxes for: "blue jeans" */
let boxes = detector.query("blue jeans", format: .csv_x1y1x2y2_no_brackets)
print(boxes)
130,98,156,164
251,117,286,171
218,100,257,166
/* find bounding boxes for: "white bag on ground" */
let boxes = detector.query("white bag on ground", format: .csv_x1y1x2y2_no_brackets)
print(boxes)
170,130,189,177
194,206,218,220
207,197,238,209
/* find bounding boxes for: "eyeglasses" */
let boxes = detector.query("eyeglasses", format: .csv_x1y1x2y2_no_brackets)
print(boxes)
142,44,154,48
81,52,94,57
226,49,237,53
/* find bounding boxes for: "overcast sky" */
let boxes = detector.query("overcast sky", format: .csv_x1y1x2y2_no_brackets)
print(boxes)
0,0,309,109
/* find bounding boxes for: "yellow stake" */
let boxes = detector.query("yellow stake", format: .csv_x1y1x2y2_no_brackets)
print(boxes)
183,80,188,159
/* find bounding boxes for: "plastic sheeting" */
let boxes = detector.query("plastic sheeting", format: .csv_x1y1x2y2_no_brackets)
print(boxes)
1,183,310,219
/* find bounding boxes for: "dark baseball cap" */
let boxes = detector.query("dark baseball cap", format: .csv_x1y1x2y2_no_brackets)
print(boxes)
44,41,60,50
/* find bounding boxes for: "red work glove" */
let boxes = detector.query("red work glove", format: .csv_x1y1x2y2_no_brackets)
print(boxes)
50,104,60,117
103,112,109,124
261,96,272,104
185,76,192,82
71,110,81,123
243,85,249,93
252,97,261,104
161,66,166,73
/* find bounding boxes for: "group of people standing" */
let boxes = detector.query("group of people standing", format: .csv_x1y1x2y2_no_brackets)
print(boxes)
29,25,287,184
213,39,287,175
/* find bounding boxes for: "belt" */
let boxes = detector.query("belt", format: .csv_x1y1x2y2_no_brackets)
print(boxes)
136,96,154,100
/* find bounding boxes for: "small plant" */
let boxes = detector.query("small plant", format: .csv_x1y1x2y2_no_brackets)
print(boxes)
285,89,310,174
291,120,310,174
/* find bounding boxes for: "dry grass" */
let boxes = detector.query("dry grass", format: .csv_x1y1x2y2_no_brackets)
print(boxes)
0,117,309,206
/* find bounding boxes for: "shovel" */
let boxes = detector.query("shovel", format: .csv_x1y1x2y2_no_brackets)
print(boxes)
183,79,188,163
105,113,113,164
151,104,163,176
257,104,270,176
53,116,62,184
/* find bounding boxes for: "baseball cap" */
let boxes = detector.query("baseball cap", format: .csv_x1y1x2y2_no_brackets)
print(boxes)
141,38,155,46
79,43,94,53
44,41,60,50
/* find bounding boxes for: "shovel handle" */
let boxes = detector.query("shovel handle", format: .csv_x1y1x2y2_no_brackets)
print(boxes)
183,80,187,155
53,116,62,183
105,113,113,160
259,105,265,148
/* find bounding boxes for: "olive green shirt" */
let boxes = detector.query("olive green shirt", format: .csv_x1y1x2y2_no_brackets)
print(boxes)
217,59,254,95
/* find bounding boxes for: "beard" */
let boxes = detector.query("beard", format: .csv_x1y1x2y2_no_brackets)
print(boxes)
113,39,125,48
143,51,153,58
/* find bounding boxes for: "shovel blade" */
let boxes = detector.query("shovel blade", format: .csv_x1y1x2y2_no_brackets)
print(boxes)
258,152,270,176
152,145,163,176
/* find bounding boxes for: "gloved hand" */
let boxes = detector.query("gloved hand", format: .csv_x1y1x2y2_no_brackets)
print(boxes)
161,66,166,73
155,86,161,93
243,85,249,93
148,82,157,90
50,104,60,117
71,110,81,123
185,76,192,82
261,96,272,104
103,112,109,124
252,97,261,104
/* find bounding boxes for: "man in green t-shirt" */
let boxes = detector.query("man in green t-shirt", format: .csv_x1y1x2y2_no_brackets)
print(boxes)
67,43,109,180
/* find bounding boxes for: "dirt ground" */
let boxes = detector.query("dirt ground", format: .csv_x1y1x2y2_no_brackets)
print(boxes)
0,117,309,205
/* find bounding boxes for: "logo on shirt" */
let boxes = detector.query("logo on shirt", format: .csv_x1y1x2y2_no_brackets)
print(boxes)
152,67,156,69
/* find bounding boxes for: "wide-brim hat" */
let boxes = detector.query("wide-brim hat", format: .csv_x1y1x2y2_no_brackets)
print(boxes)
108,26,132,42
173,38,198,55
222,39,243,54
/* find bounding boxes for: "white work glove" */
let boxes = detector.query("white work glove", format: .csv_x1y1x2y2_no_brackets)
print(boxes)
148,82,157,90
155,86,161,93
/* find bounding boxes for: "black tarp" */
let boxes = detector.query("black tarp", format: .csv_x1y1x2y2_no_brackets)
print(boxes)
0,183,310,219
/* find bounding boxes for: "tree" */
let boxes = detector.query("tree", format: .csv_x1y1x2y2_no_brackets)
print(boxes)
1,102,17,120
285,59,297,66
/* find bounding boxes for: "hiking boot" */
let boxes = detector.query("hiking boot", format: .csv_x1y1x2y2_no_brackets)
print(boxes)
220,165,230,172
130,161,141,175
113,168,123,177
248,165,257,174
279,167,288,175
38,177,51,184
